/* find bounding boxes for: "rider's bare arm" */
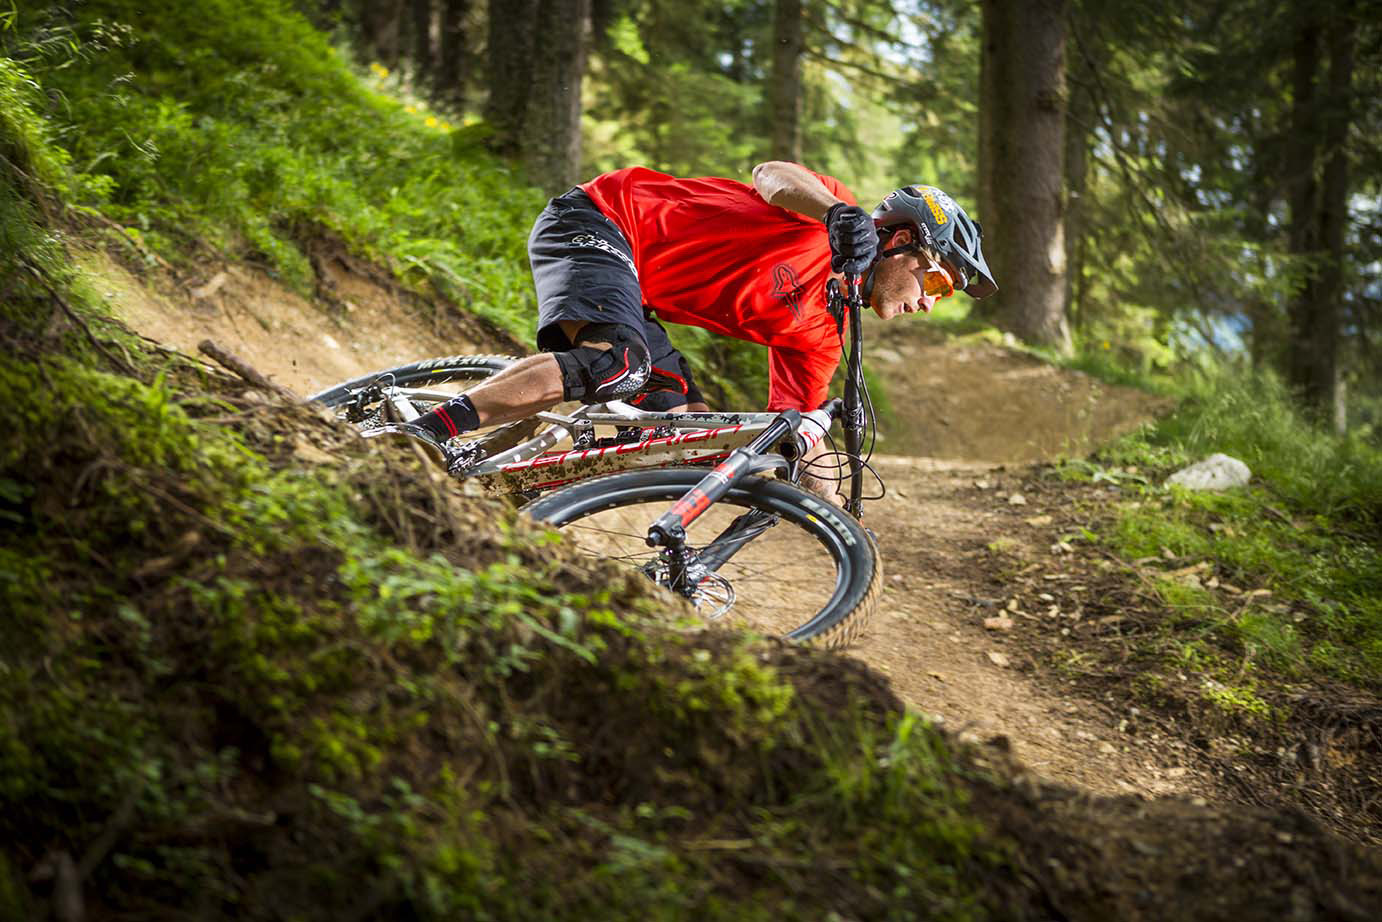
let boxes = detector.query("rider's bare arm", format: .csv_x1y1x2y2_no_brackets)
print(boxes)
751,161,844,221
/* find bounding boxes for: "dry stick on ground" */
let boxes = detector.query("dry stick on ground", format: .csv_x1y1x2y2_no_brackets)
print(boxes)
87,210,180,276
25,262,138,375
197,339,300,401
405,440,462,546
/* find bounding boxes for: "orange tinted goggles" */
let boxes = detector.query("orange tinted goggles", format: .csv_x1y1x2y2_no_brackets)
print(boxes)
921,258,956,298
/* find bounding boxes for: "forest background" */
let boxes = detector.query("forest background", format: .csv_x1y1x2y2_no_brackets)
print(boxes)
326,0,1381,435
9,0,1382,432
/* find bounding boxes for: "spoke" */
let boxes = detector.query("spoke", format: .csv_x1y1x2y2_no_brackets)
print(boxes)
573,548,659,564
566,523,652,542
553,497,845,635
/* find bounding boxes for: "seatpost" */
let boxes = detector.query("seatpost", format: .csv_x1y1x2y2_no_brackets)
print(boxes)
842,274,866,518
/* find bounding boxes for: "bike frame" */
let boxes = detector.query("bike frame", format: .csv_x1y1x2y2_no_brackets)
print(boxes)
643,276,866,560
361,276,870,601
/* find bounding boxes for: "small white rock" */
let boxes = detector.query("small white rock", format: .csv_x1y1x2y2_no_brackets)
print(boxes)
1166,453,1251,491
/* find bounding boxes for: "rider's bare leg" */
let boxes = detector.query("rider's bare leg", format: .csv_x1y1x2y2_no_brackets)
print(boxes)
409,320,607,436
458,352,564,428
656,402,711,413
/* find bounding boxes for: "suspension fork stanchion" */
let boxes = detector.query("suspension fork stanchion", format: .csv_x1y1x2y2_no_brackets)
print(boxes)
842,275,867,519
645,410,800,549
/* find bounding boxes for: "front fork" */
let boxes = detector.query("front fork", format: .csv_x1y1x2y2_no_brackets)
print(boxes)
644,405,836,596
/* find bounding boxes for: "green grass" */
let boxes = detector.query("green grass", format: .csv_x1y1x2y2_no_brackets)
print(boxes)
1060,345,1179,395
1100,367,1382,521
1108,488,1381,686
1068,368,1382,690
11,0,546,335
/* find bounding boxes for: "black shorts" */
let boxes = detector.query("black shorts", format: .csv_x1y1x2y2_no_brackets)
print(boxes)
528,187,703,409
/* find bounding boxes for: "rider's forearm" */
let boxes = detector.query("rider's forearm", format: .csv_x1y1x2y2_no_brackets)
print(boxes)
751,161,842,221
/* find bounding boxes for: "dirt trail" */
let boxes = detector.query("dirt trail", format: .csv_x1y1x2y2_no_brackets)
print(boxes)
854,456,1212,800
100,253,1209,802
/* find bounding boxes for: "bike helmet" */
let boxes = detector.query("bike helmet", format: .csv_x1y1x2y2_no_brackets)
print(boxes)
871,185,998,298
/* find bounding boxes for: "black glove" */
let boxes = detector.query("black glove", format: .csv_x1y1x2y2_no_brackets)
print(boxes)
825,203,878,275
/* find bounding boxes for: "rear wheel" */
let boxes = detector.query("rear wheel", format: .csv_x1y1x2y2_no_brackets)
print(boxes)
526,468,880,648
310,355,516,415
310,355,537,455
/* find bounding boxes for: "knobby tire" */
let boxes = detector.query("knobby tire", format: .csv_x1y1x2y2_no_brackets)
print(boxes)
526,468,880,648
308,355,516,408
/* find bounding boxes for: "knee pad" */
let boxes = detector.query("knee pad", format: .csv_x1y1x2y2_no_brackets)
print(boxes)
554,323,651,402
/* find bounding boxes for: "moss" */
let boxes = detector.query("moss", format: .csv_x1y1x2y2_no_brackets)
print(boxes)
0,251,999,916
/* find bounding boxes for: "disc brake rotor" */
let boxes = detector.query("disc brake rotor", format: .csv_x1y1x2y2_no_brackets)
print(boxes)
640,552,737,620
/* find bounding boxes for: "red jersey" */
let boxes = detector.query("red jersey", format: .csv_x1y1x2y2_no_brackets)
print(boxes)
581,166,854,411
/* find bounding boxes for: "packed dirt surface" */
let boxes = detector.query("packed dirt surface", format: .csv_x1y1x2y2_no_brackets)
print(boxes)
862,316,1173,463
853,456,1218,801
100,251,1207,805
87,242,514,398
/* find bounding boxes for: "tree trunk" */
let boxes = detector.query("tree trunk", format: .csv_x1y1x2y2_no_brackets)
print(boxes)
362,0,404,69
977,3,996,251
1285,12,1324,414
411,0,433,82
768,0,804,163
437,0,469,105
1063,15,1103,337
485,0,540,155
976,0,1071,353
1313,6,1355,431
517,0,591,190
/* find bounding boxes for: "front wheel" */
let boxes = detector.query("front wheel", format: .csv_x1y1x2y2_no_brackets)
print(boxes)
525,469,880,648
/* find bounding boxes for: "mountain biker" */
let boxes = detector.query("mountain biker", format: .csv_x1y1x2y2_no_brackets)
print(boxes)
402,161,997,501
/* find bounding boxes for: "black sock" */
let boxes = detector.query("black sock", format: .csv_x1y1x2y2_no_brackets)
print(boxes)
413,394,480,441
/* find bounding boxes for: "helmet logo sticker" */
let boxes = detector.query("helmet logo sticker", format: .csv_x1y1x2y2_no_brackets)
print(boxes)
921,191,948,225
771,263,806,319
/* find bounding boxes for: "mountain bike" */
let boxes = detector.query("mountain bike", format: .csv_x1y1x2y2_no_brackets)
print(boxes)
310,278,883,648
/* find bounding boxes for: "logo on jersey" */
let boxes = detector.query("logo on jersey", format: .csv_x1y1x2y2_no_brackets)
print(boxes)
771,263,806,319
